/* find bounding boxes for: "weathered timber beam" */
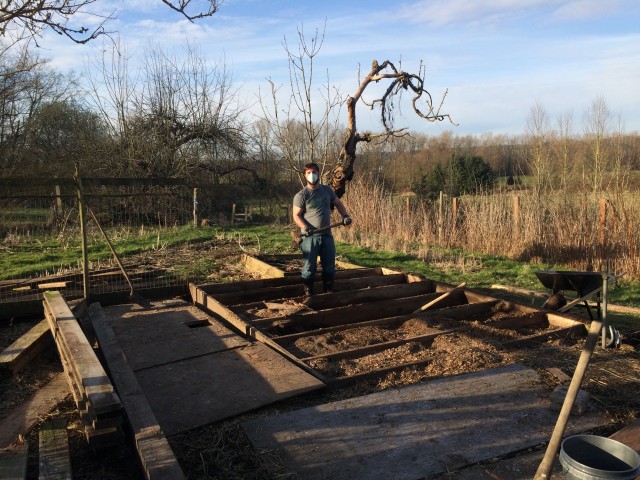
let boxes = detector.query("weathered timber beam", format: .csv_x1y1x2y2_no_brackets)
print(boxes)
189,284,327,383
0,319,52,375
301,327,466,362
213,273,408,306
196,267,382,295
271,300,500,344
38,417,72,480
43,292,122,417
328,357,434,386
484,311,548,330
302,280,434,310
251,290,468,329
242,254,286,278
501,324,586,347
89,303,186,480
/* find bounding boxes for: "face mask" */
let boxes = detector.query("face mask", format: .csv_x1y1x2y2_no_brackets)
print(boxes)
306,172,319,185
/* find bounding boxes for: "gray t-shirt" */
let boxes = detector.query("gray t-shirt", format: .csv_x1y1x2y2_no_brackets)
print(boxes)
293,184,337,232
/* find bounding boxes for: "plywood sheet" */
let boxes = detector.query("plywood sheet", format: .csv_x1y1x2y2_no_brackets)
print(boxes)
136,344,325,436
242,364,609,480
105,304,249,370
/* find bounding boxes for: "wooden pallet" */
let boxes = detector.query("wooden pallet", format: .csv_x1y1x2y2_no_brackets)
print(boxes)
43,291,123,448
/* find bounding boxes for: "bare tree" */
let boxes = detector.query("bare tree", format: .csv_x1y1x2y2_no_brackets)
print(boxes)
0,0,222,45
328,59,454,198
0,42,75,172
524,101,552,198
87,42,248,181
583,95,612,193
259,22,343,180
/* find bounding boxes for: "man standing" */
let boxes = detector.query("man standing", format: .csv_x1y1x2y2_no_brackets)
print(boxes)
293,162,352,296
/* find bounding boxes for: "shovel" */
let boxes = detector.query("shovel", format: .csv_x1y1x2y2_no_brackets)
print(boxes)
291,221,345,248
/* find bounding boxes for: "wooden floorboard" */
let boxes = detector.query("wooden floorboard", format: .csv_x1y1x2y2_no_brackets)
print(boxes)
242,364,610,480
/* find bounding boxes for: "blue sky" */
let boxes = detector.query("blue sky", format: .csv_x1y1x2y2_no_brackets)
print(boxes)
40,0,640,136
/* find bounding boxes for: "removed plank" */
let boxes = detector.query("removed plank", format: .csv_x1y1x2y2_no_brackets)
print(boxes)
0,373,69,449
0,319,51,375
39,417,72,480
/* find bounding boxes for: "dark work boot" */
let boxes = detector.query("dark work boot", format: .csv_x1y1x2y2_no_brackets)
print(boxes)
322,277,335,294
303,278,315,296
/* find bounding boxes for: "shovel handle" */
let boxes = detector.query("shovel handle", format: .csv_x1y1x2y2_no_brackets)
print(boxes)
301,221,344,237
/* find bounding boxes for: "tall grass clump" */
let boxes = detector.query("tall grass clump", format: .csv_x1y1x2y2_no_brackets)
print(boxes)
334,177,640,280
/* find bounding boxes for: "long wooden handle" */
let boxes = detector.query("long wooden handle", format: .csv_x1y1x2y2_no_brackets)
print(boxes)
413,282,466,314
533,317,603,479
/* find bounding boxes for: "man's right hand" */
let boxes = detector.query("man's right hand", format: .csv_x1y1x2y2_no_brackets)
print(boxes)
301,226,315,236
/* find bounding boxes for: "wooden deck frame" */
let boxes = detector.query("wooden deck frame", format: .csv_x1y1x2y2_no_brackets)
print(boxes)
191,256,588,384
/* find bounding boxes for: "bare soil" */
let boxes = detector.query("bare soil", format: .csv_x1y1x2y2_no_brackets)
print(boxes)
1,238,639,479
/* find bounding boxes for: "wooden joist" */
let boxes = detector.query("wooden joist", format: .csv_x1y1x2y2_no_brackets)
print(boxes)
39,417,72,480
88,303,186,480
43,291,123,447
189,284,327,383
251,290,467,329
0,319,52,375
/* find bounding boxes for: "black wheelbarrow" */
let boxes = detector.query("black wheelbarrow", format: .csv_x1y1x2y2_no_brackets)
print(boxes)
534,270,604,320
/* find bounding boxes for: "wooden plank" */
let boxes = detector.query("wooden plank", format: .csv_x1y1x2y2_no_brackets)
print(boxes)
0,373,70,449
251,290,468,329
104,305,249,371
0,319,52,375
609,418,640,452
43,291,122,417
136,343,325,436
0,443,29,480
39,417,72,480
189,284,325,381
242,254,286,278
273,300,499,344
241,364,610,480
196,267,383,295
301,327,466,362
88,303,186,480
302,280,434,310
501,324,585,347
213,273,408,306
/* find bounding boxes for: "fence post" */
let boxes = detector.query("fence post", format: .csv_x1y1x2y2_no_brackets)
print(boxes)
192,188,198,227
452,197,458,239
75,172,90,301
438,191,444,244
231,204,236,224
599,198,607,262
513,195,520,229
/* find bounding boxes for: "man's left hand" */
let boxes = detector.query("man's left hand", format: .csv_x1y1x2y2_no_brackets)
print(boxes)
342,216,352,226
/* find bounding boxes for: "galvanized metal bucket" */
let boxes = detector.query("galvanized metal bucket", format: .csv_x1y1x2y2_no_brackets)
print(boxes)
560,434,640,480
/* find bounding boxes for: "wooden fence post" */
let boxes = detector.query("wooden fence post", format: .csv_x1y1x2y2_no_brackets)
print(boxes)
74,170,90,301
231,204,236,225
598,198,607,244
452,197,458,239
438,191,444,244
192,188,198,227
513,195,520,229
